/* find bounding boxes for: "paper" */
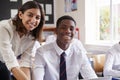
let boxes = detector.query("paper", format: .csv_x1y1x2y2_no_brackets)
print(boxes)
10,0,17,2
45,16,49,21
11,9,18,18
45,4,52,14
22,0,33,4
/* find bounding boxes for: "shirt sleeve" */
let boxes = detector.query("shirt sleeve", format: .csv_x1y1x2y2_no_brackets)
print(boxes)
32,41,41,57
73,39,87,54
0,23,19,70
80,50,98,79
18,40,40,68
32,48,45,80
103,50,120,77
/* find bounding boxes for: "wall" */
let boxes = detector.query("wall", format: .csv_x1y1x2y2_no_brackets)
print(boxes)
17,0,86,44
55,0,86,45
55,0,109,53
20,0,109,53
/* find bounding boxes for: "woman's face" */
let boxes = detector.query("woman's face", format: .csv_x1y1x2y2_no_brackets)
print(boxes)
19,8,41,31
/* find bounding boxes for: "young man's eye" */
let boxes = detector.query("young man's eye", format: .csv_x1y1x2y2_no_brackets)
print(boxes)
60,27,66,30
60,25,66,29
28,14,33,17
70,27,74,31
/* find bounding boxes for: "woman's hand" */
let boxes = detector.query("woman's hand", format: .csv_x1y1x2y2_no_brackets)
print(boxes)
21,67,31,80
11,67,30,80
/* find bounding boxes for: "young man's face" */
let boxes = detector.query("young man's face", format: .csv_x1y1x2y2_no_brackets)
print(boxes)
56,19,76,47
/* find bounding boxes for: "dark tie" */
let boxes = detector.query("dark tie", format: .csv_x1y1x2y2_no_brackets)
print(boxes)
60,52,67,80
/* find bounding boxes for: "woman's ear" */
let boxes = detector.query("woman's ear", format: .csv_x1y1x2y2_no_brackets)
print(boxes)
18,11,23,19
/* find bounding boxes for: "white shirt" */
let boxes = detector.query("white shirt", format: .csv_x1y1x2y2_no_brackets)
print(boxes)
0,19,40,70
104,43,120,77
33,39,97,80
45,34,56,44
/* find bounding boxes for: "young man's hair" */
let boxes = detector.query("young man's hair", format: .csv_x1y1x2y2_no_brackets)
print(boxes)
56,15,76,28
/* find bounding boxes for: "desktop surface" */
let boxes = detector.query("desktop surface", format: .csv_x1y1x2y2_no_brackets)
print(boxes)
80,77,120,80
112,77,120,80
80,76,111,80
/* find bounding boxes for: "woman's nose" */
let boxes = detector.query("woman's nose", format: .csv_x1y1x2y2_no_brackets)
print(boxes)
31,17,37,22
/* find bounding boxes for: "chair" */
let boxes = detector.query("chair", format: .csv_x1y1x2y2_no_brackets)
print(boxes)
87,53,106,77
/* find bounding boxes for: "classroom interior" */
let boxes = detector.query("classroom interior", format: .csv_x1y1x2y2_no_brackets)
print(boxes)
1,0,120,78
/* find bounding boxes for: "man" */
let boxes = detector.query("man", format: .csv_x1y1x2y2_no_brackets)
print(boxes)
33,15,97,80
104,42,120,77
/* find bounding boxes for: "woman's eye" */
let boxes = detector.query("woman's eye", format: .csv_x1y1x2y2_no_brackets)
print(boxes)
36,16,41,20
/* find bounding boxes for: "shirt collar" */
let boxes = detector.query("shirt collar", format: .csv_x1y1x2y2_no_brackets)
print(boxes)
53,40,72,56
114,43,120,52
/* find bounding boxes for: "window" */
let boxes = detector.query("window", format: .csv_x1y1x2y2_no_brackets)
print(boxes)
85,0,120,45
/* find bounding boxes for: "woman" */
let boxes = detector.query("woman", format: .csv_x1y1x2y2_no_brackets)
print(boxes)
0,1,45,80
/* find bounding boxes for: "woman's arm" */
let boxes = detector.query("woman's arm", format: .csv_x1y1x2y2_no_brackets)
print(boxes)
11,67,30,80
32,49,45,80
21,67,31,80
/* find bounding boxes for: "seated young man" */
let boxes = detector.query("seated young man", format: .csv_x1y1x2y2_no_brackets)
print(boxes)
33,15,97,80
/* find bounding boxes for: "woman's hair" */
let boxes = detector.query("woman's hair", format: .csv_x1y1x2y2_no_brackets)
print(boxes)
56,15,76,28
12,1,45,41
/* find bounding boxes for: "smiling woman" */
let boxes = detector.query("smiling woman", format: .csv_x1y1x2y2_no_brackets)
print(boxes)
0,1,45,80
18,8,41,32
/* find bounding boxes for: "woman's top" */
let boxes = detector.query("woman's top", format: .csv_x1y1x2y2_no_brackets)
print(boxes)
0,19,40,70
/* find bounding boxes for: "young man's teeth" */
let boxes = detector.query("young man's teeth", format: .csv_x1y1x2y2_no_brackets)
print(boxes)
64,36,70,38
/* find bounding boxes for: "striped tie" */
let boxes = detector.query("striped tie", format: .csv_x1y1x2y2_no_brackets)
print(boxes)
60,52,67,80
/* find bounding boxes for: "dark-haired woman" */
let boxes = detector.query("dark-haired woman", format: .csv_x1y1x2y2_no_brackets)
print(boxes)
0,1,45,80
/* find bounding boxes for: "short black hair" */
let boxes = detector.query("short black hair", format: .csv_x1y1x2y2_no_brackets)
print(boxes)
56,15,76,28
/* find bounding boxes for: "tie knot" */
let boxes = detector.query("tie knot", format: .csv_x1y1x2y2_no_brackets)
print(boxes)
61,52,65,56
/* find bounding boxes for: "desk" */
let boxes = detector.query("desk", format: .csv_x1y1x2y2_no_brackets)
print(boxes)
80,77,120,80
80,76,111,80
112,77,120,80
